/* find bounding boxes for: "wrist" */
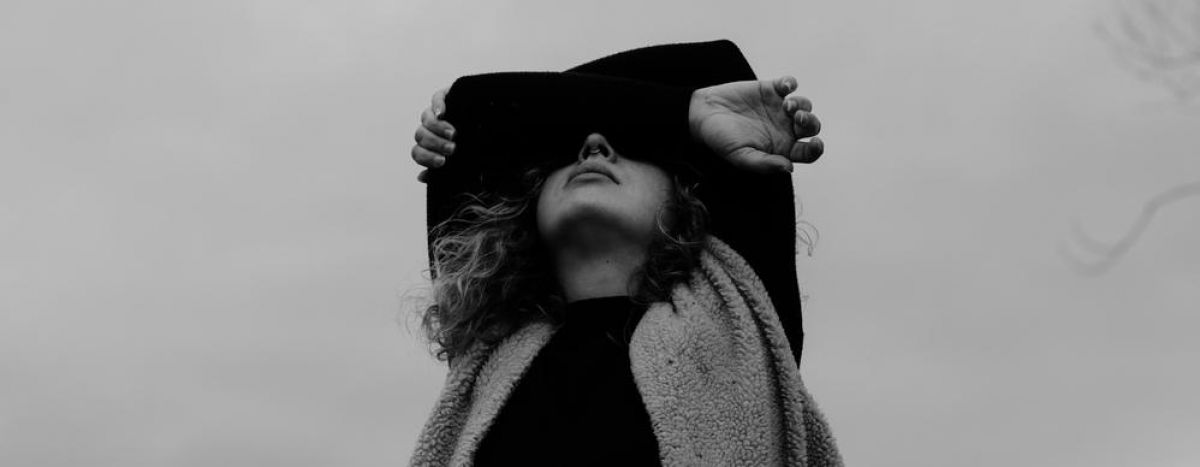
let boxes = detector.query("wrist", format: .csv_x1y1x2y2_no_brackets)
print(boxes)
688,87,714,141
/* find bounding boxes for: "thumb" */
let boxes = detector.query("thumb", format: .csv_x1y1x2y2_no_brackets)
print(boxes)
725,147,793,174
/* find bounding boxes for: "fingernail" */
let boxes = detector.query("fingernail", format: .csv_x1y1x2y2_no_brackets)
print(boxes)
784,100,796,113
434,106,444,117
444,142,455,153
445,128,455,139
434,156,446,167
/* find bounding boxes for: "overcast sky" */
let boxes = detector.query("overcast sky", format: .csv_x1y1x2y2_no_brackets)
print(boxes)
3,0,1198,465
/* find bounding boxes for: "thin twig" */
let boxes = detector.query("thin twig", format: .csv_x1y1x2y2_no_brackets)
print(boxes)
1096,0,1200,101
1062,180,1200,275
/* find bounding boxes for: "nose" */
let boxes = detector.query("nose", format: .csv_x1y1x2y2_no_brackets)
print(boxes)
577,133,616,162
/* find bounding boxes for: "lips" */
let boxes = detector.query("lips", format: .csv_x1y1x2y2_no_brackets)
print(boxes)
568,160,618,184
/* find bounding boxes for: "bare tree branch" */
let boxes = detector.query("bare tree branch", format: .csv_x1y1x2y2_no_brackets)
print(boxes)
1096,0,1200,101
1071,2,1200,275
1061,180,1200,275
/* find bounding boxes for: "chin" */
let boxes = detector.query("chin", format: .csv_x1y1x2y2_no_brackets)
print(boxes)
540,199,655,245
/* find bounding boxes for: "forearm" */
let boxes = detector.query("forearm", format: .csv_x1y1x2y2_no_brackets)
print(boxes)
444,72,695,168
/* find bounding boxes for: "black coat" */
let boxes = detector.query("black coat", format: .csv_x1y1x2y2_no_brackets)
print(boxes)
424,40,807,366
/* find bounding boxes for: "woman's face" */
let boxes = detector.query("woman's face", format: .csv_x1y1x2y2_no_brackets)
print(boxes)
537,133,673,249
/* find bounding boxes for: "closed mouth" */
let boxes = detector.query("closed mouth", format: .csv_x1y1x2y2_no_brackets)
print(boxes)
568,161,618,184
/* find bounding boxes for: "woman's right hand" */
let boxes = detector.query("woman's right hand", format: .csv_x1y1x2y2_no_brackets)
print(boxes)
411,87,456,183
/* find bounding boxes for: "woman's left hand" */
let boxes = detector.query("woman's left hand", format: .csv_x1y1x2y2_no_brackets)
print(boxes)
688,76,823,174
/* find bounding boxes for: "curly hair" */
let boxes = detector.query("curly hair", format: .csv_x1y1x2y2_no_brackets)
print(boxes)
419,167,709,365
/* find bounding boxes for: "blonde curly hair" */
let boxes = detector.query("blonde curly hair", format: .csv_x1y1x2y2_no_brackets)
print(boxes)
419,167,709,364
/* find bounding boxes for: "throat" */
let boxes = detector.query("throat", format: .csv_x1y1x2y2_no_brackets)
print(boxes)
554,246,647,303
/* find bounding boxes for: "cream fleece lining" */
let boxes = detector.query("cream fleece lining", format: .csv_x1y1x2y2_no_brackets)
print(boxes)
409,236,843,466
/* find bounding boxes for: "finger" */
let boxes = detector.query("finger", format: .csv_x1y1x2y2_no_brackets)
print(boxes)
415,125,455,156
420,106,456,140
788,136,825,164
417,169,429,184
772,76,798,98
792,110,822,138
412,144,447,169
431,87,449,118
726,147,794,174
783,95,813,114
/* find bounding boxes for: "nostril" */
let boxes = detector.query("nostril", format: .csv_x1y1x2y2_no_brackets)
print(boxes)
579,133,614,161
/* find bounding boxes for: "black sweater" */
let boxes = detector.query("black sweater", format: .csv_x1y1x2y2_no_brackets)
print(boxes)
472,296,660,466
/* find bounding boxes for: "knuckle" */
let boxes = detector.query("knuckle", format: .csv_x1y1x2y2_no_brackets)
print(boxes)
415,147,435,165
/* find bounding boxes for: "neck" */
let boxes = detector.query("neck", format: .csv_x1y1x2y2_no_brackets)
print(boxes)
553,242,647,303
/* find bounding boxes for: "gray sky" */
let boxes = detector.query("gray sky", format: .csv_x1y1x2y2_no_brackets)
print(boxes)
3,0,1198,465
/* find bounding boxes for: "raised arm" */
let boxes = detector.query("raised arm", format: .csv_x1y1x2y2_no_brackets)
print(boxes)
414,75,825,367
410,76,823,182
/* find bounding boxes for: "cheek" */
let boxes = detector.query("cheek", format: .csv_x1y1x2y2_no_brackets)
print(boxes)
630,170,674,227
536,170,569,235
536,201,556,240
535,185,554,236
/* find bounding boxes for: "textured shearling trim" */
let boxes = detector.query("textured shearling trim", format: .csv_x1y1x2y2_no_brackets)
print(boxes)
409,236,841,466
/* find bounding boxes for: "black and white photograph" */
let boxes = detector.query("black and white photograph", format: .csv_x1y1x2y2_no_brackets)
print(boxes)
3,0,1199,465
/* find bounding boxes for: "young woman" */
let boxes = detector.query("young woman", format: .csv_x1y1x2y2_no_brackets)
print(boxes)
407,41,840,466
